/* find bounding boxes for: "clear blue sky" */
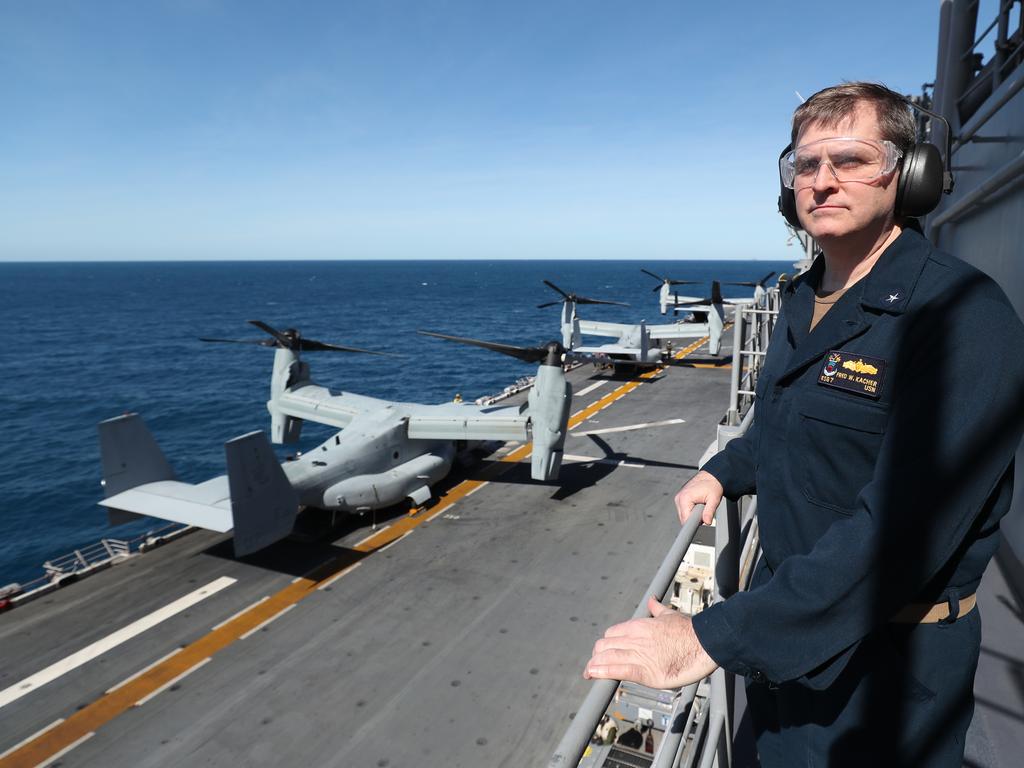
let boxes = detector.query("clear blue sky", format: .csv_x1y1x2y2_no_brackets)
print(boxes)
0,0,946,261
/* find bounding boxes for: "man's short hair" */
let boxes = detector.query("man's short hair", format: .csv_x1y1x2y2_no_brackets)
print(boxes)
791,82,916,155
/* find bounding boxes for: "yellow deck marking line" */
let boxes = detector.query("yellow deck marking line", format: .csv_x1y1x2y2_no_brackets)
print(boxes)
0,721,63,761
316,561,362,591
239,604,296,640
211,596,270,631
0,332,714,768
105,648,183,694
133,657,212,707
29,731,92,767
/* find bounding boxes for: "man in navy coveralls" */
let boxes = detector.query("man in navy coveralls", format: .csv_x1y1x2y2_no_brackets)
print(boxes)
585,83,1024,766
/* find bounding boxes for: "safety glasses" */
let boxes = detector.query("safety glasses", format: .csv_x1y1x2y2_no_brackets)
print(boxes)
780,137,903,189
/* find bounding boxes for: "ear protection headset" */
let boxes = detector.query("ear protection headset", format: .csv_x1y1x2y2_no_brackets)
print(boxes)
777,99,954,230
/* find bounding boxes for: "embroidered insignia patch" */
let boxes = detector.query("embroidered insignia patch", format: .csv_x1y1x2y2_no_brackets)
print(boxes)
818,350,886,398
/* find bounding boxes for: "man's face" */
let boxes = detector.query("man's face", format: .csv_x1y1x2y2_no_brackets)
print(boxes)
794,102,900,241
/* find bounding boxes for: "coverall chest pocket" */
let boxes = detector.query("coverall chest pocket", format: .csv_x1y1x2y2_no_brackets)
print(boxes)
796,393,888,516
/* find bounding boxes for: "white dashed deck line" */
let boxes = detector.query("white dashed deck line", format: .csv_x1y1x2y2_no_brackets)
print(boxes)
0,719,65,759
133,658,212,707
239,604,297,640
106,648,184,694
317,562,363,591
211,596,271,632
29,730,93,767
571,418,686,437
575,380,609,397
354,525,391,547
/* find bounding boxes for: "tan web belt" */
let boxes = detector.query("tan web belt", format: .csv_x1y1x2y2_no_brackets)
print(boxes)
890,594,977,624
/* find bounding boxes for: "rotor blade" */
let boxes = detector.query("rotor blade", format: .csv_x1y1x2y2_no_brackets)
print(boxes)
537,300,563,309
247,320,294,348
296,339,397,355
721,281,757,287
198,337,274,346
641,268,665,282
575,297,630,307
667,279,702,286
759,271,777,286
417,330,549,364
542,280,572,300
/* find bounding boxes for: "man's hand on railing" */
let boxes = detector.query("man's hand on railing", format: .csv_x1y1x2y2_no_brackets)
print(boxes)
583,596,719,690
674,470,724,525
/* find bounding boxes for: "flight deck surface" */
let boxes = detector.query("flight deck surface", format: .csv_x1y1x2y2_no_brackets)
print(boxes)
0,341,734,768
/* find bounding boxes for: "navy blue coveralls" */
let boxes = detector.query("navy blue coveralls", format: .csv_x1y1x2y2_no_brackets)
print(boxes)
691,226,1024,766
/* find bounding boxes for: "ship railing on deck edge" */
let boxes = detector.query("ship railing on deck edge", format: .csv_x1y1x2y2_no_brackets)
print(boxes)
1,523,193,609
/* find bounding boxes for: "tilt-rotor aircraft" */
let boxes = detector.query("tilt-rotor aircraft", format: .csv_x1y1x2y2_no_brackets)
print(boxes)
642,268,775,315
97,321,572,557
540,280,726,365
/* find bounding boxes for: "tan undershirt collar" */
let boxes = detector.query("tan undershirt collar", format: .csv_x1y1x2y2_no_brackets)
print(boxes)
809,286,850,332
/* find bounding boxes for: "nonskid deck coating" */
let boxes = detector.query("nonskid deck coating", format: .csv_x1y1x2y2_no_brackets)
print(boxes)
0,342,733,768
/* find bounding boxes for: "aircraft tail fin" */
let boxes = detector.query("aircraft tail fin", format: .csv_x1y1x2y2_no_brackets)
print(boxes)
224,431,299,556
99,413,177,525
528,363,572,481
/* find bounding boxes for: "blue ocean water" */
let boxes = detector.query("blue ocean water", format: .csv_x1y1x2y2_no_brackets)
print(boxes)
0,259,791,587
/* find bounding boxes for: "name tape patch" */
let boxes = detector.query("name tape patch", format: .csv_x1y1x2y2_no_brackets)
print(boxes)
819,350,886,398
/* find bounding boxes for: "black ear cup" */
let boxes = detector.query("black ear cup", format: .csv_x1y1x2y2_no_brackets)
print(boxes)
894,142,944,218
778,144,801,228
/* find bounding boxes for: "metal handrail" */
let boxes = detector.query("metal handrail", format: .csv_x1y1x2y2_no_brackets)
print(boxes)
550,294,770,767
7,523,189,603
547,512,706,767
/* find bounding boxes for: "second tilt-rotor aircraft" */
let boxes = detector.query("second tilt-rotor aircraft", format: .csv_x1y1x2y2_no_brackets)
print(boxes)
540,279,726,366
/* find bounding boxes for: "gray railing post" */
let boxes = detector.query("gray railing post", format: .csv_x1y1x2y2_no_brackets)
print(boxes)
726,309,744,426
650,683,699,768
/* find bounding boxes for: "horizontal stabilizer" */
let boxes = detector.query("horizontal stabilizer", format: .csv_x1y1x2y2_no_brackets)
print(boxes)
99,477,233,531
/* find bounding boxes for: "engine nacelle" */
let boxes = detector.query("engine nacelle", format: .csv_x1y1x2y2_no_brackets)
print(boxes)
528,362,572,481
323,446,454,511
560,302,581,350
268,348,308,443
708,303,725,356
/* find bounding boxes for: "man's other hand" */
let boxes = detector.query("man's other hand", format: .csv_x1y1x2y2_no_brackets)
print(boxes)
583,596,719,689
674,470,724,525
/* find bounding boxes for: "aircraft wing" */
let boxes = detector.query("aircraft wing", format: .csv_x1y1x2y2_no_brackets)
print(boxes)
647,321,709,340
275,384,390,430
577,319,631,339
574,344,639,357
407,403,530,441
